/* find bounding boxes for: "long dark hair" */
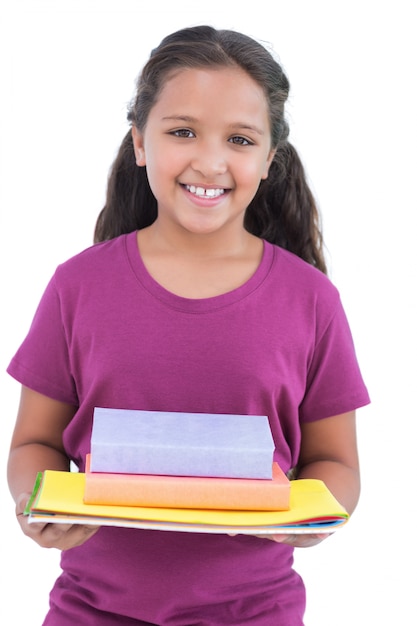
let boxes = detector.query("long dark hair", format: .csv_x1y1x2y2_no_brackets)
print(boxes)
94,25,326,273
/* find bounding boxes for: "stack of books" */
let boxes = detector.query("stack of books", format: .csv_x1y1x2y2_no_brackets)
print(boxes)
24,408,350,535
84,408,291,511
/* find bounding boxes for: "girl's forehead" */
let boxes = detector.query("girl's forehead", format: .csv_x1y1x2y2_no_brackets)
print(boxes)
153,66,268,115
161,65,260,91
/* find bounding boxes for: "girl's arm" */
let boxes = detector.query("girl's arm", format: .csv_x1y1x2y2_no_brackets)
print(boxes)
297,410,360,514
7,386,99,550
259,410,360,548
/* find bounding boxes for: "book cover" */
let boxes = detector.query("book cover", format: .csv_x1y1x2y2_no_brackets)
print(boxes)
83,455,290,511
26,471,349,535
90,408,275,479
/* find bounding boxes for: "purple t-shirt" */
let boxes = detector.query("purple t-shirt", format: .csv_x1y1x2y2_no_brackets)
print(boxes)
8,232,370,625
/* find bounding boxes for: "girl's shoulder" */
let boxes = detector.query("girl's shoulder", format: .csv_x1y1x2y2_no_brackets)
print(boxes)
267,242,338,298
54,233,133,283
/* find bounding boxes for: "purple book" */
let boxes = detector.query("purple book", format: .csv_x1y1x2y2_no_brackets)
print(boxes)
90,408,275,479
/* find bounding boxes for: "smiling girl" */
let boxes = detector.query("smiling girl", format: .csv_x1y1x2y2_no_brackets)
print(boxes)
7,25,369,625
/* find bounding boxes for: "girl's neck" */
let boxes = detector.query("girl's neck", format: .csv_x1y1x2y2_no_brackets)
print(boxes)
139,220,259,261
136,224,264,299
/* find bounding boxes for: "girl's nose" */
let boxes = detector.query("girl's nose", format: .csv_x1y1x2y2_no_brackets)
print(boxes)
190,142,227,177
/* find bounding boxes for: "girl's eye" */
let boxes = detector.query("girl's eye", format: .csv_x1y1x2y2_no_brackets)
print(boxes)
171,129,195,138
229,136,253,146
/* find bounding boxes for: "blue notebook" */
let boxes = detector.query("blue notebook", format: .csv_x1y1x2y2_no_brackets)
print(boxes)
90,408,275,479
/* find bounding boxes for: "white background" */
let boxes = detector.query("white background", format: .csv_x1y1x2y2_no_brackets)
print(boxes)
1,1,416,624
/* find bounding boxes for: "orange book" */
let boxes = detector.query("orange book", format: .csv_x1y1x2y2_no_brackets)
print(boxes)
83,455,290,511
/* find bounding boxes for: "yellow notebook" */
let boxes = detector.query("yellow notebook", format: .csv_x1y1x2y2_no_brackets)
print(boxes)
25,471,349,535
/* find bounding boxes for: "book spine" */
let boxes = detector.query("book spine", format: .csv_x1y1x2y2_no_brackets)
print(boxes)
83,462,290,511
90,445,273,479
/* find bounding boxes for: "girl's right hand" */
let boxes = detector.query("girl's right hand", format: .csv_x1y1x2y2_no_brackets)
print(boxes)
16,492,100,551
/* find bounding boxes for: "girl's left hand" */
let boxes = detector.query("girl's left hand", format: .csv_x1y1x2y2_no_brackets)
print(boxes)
256,532,331,548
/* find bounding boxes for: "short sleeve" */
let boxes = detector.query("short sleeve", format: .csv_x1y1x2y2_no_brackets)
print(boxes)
299,297,370,422
7,274,78,405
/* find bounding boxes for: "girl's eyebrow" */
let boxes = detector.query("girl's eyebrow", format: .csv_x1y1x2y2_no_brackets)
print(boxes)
161,115,196,124
161,115,264,136
228,123,265,136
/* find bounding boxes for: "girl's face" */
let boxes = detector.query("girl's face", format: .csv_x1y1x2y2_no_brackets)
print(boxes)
132,66,275,239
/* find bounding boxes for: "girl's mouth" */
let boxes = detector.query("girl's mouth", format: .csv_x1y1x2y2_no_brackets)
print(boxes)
184,184,226,198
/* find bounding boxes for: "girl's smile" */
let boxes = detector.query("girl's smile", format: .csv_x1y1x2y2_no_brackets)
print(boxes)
183,184,227,199
132,66,275,240
181,183,229,207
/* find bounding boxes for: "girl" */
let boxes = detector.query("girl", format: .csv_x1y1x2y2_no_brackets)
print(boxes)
7,25,370,625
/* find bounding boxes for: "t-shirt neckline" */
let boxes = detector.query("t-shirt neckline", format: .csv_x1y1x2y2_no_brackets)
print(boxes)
125,231,275,313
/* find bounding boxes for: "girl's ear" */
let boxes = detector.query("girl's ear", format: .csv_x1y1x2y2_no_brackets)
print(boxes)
131,126,146,166
261,148,277,180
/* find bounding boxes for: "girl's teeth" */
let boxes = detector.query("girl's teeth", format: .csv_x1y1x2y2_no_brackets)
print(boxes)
187,185,225,198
